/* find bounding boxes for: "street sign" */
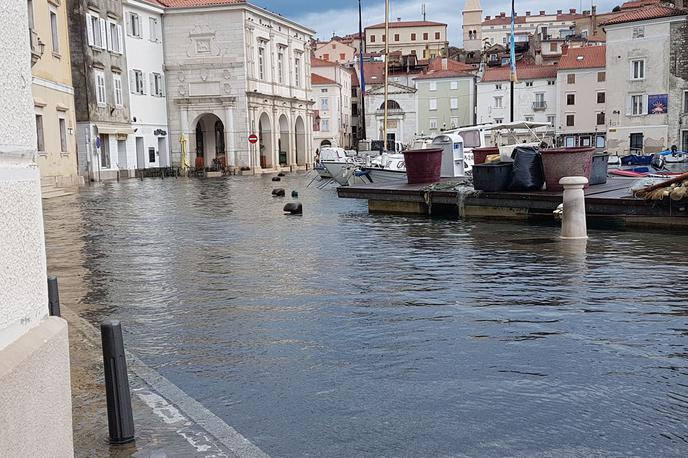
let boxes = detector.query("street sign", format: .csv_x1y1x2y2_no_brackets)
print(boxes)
248,134,258,144
95,137,101,149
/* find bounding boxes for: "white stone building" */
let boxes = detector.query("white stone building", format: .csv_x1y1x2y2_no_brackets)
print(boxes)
123,0,170,170
311,58,353,149
603,5,688,154
162,0,314,172
555,45,607,149
477,63,558,129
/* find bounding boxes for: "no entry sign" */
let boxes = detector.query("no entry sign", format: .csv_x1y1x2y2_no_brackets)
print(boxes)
248,134,258,144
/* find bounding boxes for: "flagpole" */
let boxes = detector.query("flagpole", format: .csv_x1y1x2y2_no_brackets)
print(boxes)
383,0,390,151
358,0,366,142
510,0,516,122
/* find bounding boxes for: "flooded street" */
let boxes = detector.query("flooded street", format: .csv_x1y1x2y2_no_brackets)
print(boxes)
43,174,688,457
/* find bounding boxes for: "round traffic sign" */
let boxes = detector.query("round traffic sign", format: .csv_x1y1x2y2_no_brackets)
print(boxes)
248,134,258,144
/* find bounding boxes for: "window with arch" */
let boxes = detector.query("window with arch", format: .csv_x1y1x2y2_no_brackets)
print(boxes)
379,100,401,110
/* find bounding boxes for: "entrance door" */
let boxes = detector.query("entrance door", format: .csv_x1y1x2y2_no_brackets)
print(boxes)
386,133,396,151
158,137,168,167
117,139,127,171
630,132,643,153
135,137,145,169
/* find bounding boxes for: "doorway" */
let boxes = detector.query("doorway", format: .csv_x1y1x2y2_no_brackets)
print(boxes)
630,132,643,153
136,137,145,169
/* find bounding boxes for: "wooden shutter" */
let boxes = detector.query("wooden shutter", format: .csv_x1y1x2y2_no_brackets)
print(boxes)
86,14,94,47
149,73,155,95
105,21,112,51
117,24,123,54
160,73,165,97
129,70,136,93
99,18,107,49
141,72,147,94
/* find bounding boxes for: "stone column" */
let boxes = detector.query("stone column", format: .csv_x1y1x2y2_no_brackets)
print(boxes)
0,2,73,455
180,107,189,168
225,104,235,167
272,108,280,169
288,110,296,167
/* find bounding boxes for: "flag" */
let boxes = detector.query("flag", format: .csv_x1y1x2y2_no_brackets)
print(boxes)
510,3,517,83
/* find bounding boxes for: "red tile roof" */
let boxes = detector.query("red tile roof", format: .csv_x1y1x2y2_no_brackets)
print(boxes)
311,74,337,85
602,5,688,25
361,62,386,84
157,0,245,7
366,20,446,29
481,63,558,82
311,57,336,67
427,57,475,73
414,69,474,80
348,68,360,87
558,45,606,70
621,0,661,10
482,12,583,26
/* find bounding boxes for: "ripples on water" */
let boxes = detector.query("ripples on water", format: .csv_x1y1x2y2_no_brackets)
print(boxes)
43,174,688,457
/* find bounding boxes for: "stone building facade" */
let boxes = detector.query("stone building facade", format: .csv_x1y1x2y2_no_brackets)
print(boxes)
29,0,82,189
67,0,134,181
162,0,314,172
604,6,688,154
365,20,448,59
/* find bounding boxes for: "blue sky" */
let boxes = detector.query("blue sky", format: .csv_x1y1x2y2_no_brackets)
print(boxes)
253,1,620,45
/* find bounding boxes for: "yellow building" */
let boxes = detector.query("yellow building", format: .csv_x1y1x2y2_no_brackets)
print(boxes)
365,20,448,59
29,0,81,190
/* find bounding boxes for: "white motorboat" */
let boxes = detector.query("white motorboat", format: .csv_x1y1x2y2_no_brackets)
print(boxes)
360,153,407,183
321,147,357,186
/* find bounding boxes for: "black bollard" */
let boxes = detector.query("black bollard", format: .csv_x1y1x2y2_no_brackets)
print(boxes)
271,177,281,182
277,172,286,177
101,320,135,444
47,276,61,317
283,202,303,215
272,188,285,196
291,190,299,198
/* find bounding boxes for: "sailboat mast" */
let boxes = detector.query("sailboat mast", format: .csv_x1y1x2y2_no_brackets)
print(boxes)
358,0,366,142
383,0,390,151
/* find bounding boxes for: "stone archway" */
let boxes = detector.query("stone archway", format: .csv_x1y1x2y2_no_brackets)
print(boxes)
278,114,290,167
295,115,306,166
192,113,224,169
258,112,273,169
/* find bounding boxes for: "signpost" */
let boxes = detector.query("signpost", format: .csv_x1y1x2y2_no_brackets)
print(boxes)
248,133,258,144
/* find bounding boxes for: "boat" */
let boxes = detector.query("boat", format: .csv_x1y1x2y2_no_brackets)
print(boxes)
620,154,653,166
659,149,688,163
320,147,358,186
360,153,407,183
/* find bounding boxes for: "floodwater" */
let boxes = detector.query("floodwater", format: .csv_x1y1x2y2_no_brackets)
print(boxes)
43,174,688,457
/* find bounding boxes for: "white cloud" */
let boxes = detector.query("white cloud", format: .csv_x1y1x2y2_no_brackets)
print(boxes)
294,0,618,47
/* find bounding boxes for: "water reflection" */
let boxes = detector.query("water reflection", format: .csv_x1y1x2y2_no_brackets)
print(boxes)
43,174,688,457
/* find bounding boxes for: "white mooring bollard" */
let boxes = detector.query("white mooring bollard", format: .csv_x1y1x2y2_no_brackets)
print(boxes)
559,176,588,240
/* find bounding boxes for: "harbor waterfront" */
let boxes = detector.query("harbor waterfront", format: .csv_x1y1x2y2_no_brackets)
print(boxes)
43,174,688,457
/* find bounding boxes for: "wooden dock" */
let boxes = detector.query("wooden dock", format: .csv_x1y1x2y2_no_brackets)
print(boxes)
337,178,688,229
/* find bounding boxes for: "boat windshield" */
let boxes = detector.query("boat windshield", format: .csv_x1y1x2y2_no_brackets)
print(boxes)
461,130,481,148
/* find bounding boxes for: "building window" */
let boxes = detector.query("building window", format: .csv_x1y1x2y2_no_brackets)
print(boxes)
549,42,557,52
28,0,34,29
494,96,503,108
394,33,399,41
683,90,688,112
321,119,329,131
423,32,428,40
494,118,503,124
277,50,284,83
113,73,123,106
567,74,575,84
320,97,329,111
496,83,502,90
127,12,141,38
597,92,605,104
295,56,301,87
581,136,591,147
152,72,164,96
597,71,606,82
565,136,575,147
258,46,265,80
58,116,67,152
632,26,645,39
450,117,459,128
35,114,44,152
352,103,358,116
370,35,375,43
434,32,440,39
95,70,106,105
108,20,123,54
149,17,160,43
49,7,59,54
547,115,555,125
525,81,533,87
429,81,437,91
339,53,345,61
596,112,605,125
382,34,385,42
525,115,534,122
450,81,458,90
430,118,438,129
566,93,575,105
596,136,606,148
566,114,574,126
429,98,437,110
411,33,416,41
131,69,144,94
450,98,458,110
630,132,643,152
631,94,644,115
631,59,645,80
548,80,555,85
86,13,105,49
322,53,329,61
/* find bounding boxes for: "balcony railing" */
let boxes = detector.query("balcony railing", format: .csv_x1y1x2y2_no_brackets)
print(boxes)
532,101,547,111
30,28,44,66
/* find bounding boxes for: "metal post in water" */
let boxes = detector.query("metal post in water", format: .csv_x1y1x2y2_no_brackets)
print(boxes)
47,276,61,317
100,320,135,444
560,176,588,240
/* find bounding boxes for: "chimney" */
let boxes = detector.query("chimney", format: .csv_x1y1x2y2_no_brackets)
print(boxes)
569,9,576,14
583,10,590,15
557,10,562,14
485,15,491,20
526,11,531,16
442,58,448,70
540,10,545,16
500,12,506,17
561,44,569,56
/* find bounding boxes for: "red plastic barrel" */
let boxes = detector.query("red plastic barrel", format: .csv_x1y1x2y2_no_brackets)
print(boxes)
472,146,499,165
540,147,595,191
403,148,443,184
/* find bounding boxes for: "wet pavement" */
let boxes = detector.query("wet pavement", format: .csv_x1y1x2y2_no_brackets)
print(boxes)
43,173,688,457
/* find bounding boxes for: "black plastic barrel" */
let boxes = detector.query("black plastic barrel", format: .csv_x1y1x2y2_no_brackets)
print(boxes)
473,162,514,192
589,153,609,185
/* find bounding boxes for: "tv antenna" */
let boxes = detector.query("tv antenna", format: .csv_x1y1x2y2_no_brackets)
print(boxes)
422,3,426,21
